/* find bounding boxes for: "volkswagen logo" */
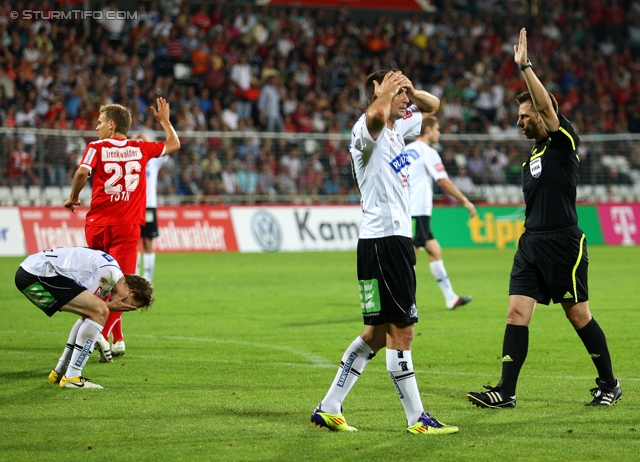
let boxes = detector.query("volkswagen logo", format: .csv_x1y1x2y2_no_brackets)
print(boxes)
250,211,282,251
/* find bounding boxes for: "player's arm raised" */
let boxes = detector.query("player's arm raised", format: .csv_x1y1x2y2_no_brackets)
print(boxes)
515,28,559,132
150,97,180,155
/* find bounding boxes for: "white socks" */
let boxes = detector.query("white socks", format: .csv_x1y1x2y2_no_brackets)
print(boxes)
65,319,103,379
135,252,141,276
321,337,375,414
429,260,457,306
387,349,424,426
143,252,156,281
55,319,83,375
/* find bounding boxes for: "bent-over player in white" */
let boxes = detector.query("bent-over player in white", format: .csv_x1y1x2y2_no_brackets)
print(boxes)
15,247,153,388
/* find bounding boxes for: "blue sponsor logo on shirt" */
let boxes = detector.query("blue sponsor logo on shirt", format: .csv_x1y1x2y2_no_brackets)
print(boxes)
389,153,410,173
406,149,419,161
101,253,115,262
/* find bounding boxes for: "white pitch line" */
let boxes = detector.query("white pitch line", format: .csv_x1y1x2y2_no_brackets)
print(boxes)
1,330,638,382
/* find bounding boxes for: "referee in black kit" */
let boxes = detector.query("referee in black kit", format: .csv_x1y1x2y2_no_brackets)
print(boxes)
467,28,621,408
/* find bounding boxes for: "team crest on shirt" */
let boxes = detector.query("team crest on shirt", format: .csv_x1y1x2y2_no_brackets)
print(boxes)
530,157,542,178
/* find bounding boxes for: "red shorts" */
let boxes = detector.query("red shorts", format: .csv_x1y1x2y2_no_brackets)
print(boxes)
85,224,141,274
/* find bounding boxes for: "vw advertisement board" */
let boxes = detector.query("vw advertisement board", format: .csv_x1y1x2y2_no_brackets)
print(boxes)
231,206,361,252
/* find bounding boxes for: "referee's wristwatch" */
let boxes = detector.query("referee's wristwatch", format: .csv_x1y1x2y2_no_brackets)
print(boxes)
518,59,532,71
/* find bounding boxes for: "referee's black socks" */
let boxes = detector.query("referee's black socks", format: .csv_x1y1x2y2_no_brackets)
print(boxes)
500,324,529,397
576,318,616,385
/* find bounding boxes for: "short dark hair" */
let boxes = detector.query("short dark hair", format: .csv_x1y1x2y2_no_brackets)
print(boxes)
124,274,155,309
420,115,439,135
365,69,400,103
100,104,132,135
515,91,559,115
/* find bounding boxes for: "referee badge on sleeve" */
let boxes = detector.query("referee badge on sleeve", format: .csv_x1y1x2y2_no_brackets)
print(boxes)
530,157,542,178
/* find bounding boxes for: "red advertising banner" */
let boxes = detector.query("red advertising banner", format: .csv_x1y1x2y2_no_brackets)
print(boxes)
155,206,237,252
21,207,88,253
597,204,640,246
263,0,430,11
19,206,237,254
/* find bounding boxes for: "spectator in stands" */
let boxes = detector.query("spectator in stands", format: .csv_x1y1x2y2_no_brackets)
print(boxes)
237,159,258,195
452,167,476,196
7,140,38,186
221,160,240,195
257,162,276,196
279,146,302,182
100,1,126,41
276,164,297,195
466,147,486,184
324,167,342,195
258,71,284,133
229,53,256,120
156,166,176,196
15,101,39,151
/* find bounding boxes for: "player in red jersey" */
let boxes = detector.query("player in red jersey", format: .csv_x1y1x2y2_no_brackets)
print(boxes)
64,98,180,360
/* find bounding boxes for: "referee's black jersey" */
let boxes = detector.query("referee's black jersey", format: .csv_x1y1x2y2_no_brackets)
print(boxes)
521,115,581,231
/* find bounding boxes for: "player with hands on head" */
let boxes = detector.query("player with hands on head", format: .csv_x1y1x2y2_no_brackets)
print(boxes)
64,97,179,362
467,28,621,409
15,246,154,389
406,116,476,310
311,69,459,435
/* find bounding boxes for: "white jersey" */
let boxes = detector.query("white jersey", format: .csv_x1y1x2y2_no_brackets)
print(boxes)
20,247,123,299
350,106,422,238
145,156,170,208
406,140,449,216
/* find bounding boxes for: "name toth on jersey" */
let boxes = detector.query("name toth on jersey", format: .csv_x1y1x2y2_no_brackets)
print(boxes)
79,138,166,226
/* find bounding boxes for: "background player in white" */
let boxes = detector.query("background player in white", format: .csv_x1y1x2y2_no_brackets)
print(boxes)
132,122,172,284
311,70,458,435
14,247,154,388
406,116,476,309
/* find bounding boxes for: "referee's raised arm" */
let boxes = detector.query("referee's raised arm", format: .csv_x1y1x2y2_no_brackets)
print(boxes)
514,28,559,132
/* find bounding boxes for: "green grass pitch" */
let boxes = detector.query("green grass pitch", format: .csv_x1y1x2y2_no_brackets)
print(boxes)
0,246,639,461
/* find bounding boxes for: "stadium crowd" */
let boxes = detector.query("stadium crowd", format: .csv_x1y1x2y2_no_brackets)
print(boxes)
1,0,640,199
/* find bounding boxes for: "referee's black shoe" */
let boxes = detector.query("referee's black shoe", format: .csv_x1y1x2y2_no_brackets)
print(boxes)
585,378,622,406
467,383,516,409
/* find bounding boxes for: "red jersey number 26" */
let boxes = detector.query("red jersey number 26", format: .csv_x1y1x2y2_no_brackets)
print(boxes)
104,161,141,202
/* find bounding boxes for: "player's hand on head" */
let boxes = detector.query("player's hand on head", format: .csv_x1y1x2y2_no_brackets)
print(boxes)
514,27,528,65
397,73,414,91
107,294,139,312
376,70,405,98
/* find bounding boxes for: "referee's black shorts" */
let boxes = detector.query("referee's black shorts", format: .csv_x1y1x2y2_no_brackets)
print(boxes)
357,236,418,325
141,208,159,239
509,226,588,305
15,267,86,317
412,215,434,248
